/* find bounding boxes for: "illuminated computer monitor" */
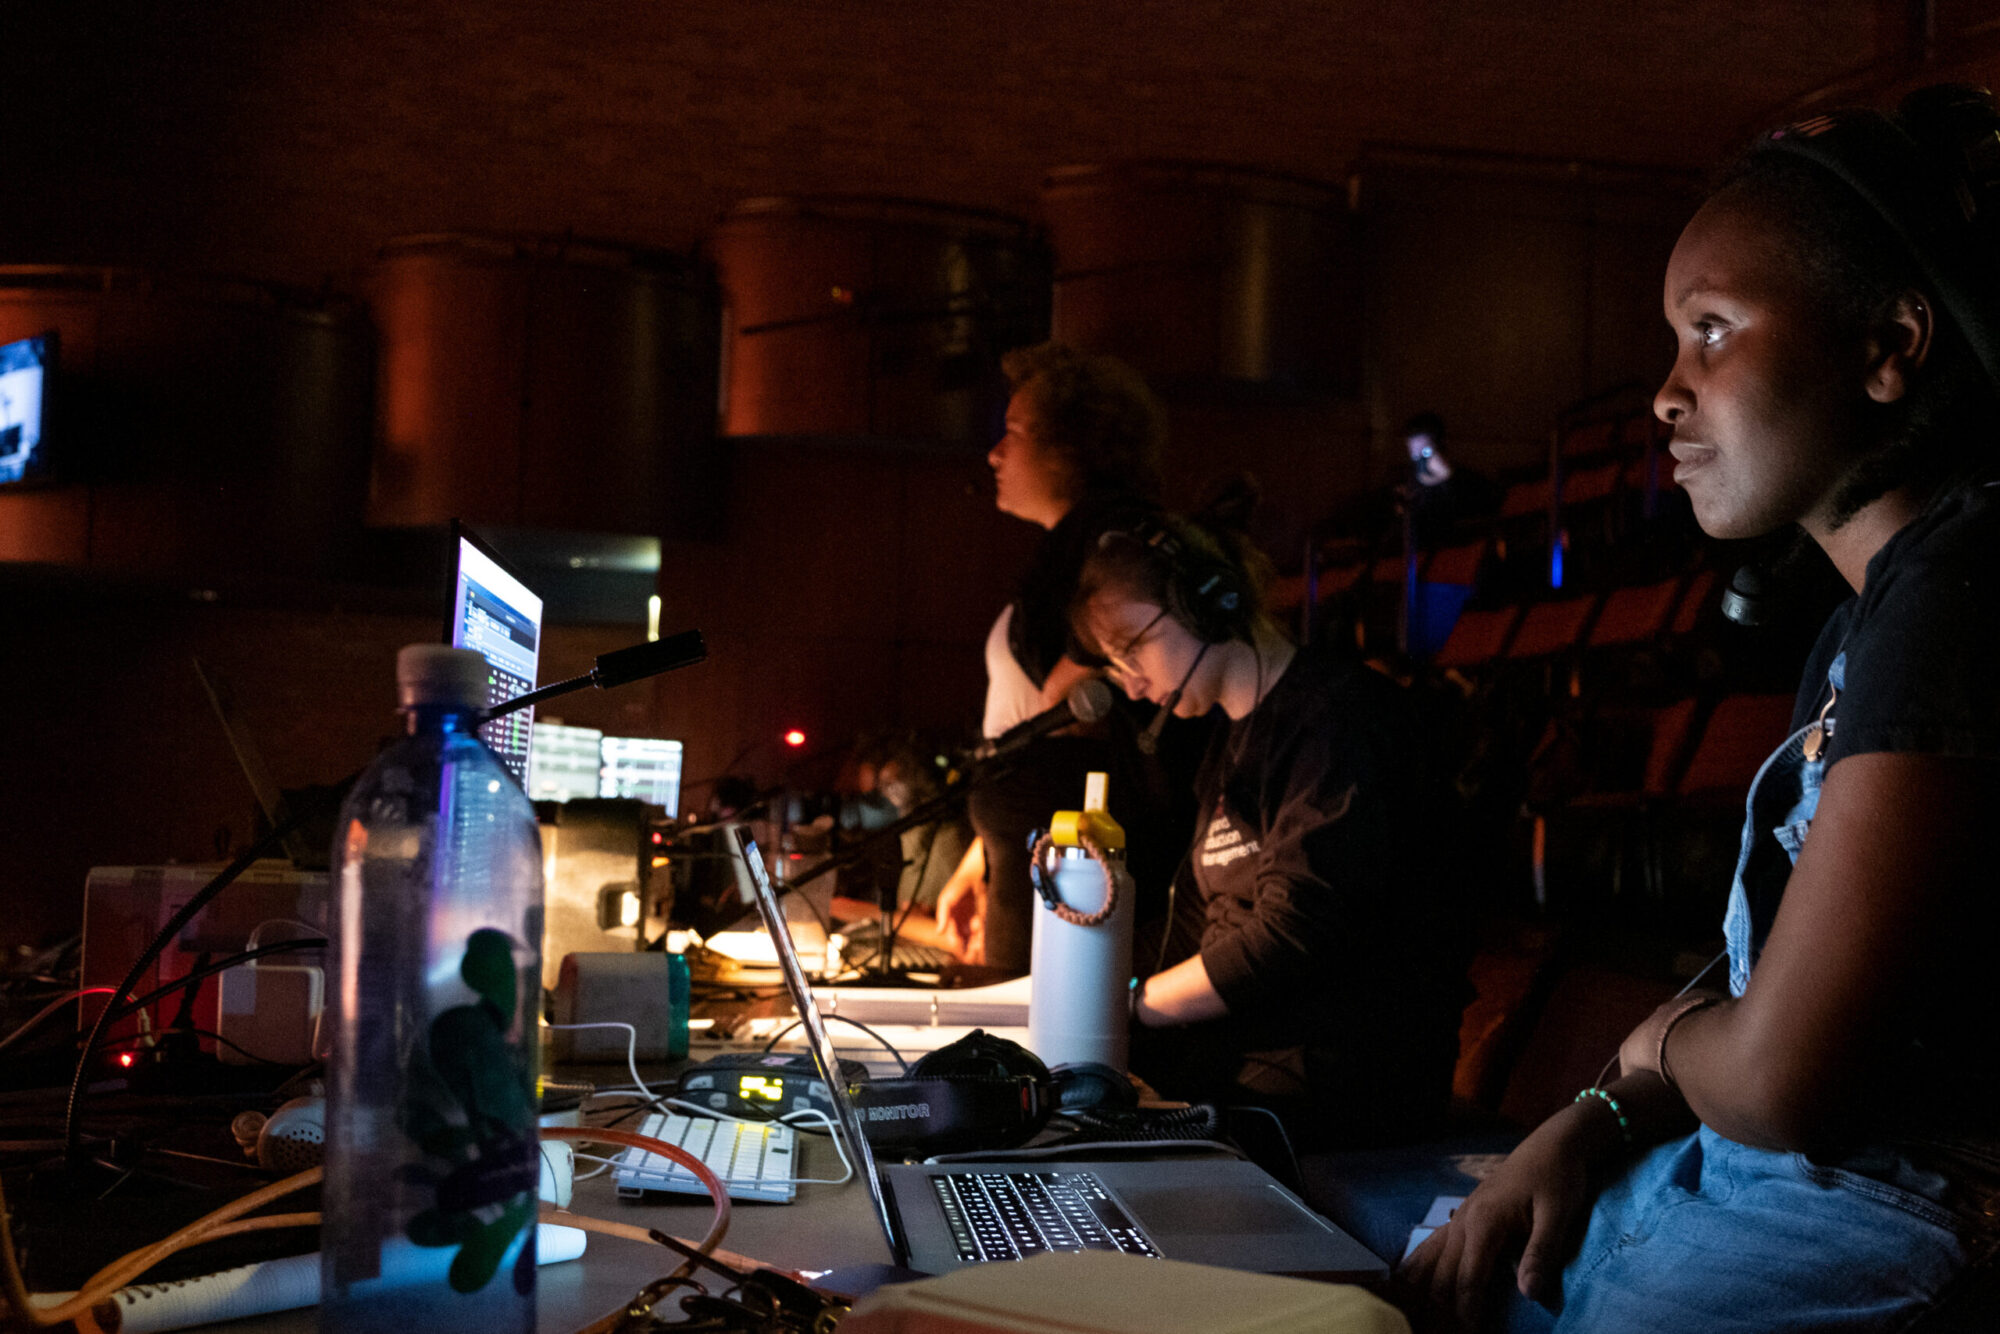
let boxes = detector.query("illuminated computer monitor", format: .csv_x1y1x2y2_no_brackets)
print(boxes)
0,332,53,487
599,736,683,812
527,722,605,803
446,525,544,786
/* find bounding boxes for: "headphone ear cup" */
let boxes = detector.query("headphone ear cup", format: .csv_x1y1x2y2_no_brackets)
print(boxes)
1176,559,1248,644
1049,1061,1139,1112
255,1095,326,1173
1125,516,1248,645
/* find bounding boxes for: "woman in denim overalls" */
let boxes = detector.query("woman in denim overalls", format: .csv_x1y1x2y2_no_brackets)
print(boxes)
1405,87,2000,1332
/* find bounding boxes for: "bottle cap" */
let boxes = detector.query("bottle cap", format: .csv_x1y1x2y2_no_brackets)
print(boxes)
1049,772,1125,852
396,644,490,711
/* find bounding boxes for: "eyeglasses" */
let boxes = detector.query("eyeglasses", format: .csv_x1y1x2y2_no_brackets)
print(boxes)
1102,608,1170,678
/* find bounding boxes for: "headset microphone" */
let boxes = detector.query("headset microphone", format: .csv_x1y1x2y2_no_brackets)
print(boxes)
1135,642,1210,755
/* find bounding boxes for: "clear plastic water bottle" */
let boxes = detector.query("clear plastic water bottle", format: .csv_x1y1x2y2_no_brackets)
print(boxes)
323,645,544,1334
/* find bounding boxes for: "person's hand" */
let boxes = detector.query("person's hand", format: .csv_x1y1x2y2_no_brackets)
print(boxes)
935,874,985,964
1618,990,1727,1081
1397,1109,1599,1331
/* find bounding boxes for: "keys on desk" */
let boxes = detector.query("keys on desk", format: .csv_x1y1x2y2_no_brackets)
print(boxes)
603,1247,850,1333
613,1111,799,1203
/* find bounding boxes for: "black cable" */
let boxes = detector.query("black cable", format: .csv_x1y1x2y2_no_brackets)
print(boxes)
875,812,945,975
760,1014,908,1072
104,1026,298,1068
1151,840,1197,978
168,951,209,1033
87,939,330,1026
63,786,341,1161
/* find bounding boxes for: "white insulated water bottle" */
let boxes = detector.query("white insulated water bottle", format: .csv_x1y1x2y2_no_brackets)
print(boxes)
1028,772,1134,1072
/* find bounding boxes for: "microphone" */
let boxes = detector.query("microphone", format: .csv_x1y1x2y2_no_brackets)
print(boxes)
485,629,708,721
1135,641,1211,756
591,630,709,688
977,678,1115,760
1720,565,1768,627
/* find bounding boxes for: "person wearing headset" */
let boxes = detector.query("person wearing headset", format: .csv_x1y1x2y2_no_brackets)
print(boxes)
1070,517,1470,1148
1402,85,2000,1332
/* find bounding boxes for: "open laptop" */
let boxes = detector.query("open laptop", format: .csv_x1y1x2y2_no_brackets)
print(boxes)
730,824,1388,1282
447,522,544,789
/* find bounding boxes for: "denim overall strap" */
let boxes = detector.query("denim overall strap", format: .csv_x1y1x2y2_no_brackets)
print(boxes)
1723,653,1843,996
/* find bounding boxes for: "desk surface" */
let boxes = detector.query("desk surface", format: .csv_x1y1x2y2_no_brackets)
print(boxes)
173,1131,887,1333
69,1030,1381,1329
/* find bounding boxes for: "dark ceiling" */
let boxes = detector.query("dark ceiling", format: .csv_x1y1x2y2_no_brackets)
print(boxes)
8,1,1934,286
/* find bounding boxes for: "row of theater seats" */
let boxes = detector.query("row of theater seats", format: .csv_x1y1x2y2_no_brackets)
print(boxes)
1280,404,1806,933
1431,565,1712,671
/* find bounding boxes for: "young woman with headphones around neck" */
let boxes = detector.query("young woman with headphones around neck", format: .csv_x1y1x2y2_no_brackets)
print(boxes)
1072,517,1470,1150
1402,85,2000,1333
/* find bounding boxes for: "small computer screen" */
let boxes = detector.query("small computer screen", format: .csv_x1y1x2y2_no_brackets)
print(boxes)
448,528,544,785
0,333,51,486
528,722,604,802
600,736,683,812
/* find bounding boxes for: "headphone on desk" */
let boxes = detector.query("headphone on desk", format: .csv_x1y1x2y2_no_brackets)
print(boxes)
853,1029,1055,1155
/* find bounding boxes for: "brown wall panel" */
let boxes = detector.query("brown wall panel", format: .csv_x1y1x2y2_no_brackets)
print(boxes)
1361,164,1699,475
2,3,1880,286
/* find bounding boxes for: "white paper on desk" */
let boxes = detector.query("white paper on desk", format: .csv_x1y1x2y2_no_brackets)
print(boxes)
33,1223,586,1334
1403,1196,1467,1262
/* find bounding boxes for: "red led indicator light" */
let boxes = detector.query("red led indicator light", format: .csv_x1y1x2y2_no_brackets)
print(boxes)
783,729,807,748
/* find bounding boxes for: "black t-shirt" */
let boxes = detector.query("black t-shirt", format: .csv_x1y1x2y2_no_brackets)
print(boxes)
1785,476,2000,1133
1798,477,2000,762
1180,643,1468,1127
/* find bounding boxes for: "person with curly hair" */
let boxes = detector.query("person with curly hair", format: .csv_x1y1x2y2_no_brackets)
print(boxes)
933,341,1206,971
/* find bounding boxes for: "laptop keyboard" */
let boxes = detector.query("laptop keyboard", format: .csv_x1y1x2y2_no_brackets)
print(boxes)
930,1171,1162,1262
836,922,956,973
613,1112,799,1203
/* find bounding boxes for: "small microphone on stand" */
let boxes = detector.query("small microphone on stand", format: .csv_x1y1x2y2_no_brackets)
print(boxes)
976,678,1115,761
484,629,708,721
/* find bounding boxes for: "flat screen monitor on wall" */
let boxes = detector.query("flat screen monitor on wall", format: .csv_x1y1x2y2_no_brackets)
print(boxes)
0,332,53,487
446,523,544,787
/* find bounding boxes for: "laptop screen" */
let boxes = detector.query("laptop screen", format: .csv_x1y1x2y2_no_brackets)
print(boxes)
733,823,910,1267
447,526,544,786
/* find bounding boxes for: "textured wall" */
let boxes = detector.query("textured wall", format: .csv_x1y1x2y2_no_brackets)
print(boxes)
9,1,1879,284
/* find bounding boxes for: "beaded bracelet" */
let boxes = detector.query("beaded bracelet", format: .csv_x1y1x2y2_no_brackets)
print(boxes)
1574,1086,1634,1146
